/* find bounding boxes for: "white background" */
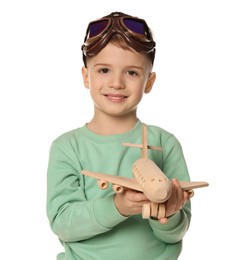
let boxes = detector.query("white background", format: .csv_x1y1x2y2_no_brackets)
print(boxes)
0,0,238,259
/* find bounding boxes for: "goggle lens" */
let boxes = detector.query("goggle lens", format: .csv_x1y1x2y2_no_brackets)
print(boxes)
89,20,109,38
122,18,145,35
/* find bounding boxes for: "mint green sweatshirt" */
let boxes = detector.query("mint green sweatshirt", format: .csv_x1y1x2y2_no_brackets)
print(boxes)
47,121,191,260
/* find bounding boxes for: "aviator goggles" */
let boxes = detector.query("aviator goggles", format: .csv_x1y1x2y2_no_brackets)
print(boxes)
81,12,156,63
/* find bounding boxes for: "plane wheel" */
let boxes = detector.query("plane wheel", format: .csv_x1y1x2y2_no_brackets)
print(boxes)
151,202,159,218
98,180,109,190
157,204,166,219
112,184,124,193
142,204,151,219
187,189,194,198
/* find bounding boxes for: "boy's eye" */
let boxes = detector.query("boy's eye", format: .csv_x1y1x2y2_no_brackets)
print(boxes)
128,70,138,76
99,68,109,73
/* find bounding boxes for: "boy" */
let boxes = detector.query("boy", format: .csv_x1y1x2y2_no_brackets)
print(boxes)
47,12,191,260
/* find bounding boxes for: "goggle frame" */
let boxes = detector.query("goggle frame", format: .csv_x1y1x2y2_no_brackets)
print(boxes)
82,12,156,58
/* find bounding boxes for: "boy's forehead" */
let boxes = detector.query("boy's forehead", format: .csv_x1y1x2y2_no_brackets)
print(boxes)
88,43,152,68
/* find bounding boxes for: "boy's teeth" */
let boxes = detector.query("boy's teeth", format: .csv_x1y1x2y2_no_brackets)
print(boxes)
108,96,124,100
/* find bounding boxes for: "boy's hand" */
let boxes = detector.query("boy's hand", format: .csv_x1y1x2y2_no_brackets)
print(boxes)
114,189,150,217
159,178,191,224
113,178,191,223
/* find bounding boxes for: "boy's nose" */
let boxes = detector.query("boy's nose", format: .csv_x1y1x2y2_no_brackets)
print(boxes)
109,74,126,89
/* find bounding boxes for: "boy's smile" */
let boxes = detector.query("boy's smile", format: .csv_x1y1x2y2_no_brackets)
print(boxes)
104,93,128,103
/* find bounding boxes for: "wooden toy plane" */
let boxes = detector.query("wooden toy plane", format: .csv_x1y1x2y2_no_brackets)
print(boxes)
82,124,209,220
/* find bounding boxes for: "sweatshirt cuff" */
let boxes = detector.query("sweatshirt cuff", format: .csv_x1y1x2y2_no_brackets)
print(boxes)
93,195,127,229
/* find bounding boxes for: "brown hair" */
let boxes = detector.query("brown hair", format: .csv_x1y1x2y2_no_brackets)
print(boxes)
83,34,155,67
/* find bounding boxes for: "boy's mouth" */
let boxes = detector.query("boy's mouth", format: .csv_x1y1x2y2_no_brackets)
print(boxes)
104,94,128,101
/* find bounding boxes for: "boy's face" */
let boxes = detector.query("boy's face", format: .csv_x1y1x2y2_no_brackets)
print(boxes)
82,43,156,118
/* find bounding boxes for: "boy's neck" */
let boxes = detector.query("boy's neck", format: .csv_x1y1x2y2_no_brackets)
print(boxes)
86,114,138,136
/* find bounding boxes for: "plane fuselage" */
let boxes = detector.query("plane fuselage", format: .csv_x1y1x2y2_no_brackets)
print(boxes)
132,158,172,203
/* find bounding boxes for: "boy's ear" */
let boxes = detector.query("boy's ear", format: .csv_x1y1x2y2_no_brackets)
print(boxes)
81,66,89,89
144,72,156,93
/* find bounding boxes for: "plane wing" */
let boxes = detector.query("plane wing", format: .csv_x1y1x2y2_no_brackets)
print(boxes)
82,170,143,192
179,181,209,190
82,170,208,193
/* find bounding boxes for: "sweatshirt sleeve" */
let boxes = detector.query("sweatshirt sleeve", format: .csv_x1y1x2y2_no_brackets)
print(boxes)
149,133,191,243
46,138,127,243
